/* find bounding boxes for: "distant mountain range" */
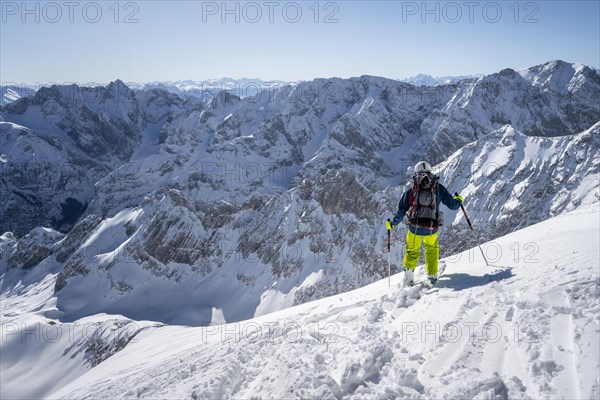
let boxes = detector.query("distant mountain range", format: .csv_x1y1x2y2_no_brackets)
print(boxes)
1,75,477,105
4,67,598,105
399,73,482,86
135,78,294,100
0,79,293,106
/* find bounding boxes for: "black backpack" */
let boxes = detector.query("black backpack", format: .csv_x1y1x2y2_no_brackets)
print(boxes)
406,174,443,228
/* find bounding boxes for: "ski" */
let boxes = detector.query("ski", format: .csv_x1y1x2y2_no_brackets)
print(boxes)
405,262,447,293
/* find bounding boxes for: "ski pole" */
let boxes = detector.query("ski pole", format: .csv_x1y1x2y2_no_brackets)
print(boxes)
455,193,490,267
387,219,391,286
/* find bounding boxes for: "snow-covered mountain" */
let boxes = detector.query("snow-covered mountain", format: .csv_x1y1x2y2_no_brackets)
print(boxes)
2,208,598,399
422,60,600,163
0,79,292,108
1,60,598,328
138,78,293,102
1,59,599,399
400,73,481,86
0,85,37,106
0,81,200,235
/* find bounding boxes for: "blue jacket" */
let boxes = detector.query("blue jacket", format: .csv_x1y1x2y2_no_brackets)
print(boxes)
392,182,461,236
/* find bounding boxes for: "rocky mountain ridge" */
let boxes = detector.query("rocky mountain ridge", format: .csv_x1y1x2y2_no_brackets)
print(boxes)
1,60,598,325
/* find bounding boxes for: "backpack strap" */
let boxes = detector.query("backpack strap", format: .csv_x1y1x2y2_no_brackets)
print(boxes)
433,181,438,211
408,183,419,218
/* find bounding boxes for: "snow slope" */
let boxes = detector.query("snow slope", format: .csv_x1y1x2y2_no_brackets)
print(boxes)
4,206,591,400
0,256,160,399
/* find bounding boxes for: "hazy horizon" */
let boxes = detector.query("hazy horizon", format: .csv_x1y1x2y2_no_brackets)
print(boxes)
2,1,598,83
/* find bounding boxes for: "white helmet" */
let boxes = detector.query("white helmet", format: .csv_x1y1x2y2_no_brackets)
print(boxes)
414,161,432,174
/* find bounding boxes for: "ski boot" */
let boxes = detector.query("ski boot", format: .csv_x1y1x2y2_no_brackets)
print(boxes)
427,274,438,285
403,269,415,286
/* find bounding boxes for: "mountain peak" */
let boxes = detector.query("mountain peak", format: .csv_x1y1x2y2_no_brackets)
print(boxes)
545,59,573,69
106,79,135,99
107,78,128,88
497,68,518,77
210,90,241,108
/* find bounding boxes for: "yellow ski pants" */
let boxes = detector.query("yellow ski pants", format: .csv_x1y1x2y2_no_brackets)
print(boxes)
404,230,439,275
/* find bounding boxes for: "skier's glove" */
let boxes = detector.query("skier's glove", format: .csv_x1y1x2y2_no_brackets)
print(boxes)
386,220,394,230
453,193,464,203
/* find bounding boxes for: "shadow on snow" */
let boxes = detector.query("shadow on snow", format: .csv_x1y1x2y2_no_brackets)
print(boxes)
438,267,515,291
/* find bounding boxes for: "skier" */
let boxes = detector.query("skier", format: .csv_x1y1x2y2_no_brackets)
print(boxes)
387,161,463,286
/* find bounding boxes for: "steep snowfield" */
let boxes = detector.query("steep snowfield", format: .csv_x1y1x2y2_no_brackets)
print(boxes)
0,256,160,399
3,207,595,399
437,123,600,255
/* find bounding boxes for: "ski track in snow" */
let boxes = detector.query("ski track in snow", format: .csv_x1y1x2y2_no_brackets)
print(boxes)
2,208,599,399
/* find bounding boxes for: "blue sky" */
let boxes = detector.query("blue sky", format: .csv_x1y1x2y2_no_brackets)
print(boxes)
1,1,598,84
